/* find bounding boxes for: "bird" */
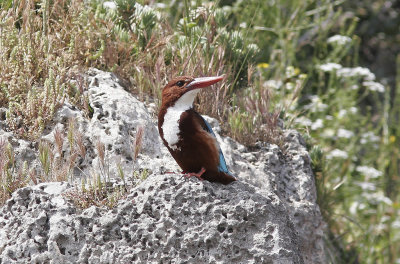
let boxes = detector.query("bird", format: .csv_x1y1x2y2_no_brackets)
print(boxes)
158,75,236,185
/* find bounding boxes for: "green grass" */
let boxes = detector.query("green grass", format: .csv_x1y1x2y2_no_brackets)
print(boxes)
0,0,399,263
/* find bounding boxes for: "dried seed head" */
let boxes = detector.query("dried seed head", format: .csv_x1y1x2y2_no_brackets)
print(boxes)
132,125,144,161
74,130,86,158
96,140,105,166
54,127,64,156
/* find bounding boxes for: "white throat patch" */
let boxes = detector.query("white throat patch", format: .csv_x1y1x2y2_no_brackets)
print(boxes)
162,89,200,150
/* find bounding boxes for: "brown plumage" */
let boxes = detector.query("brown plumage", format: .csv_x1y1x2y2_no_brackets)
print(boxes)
158,75,236,184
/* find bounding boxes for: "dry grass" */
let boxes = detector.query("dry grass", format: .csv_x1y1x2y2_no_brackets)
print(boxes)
0,0,283,205
1,115,147,207
0,138,29,204
0,0,162,139
0,0,283,207
62,124,147,209
63,176,128,209
0,0,280,146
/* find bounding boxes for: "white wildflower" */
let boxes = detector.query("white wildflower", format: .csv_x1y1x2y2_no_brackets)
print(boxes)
361,132,380,144
349,201,366,215
239,22,247,28
363,192,392,205
349,107,358,113
337,128,354,139
349,202,357,215
337,67,376,81
264,80,283,89
363,81,385,93
311,119,324,130
103,1,117,9
299,73,307,80
338,107,357,118
392,220,400,229
338,109,347,118
285,82,294,90
356,166,383,178
248,43,259,53
312,99,326,109
381,215,391,223
327,35,352,46
286,66,295,78
326,149,348,159
349,202,358,215
318,63,342,72
321,128,335,138
304,95,328,112
375,223,387,233
294,116,312,126
355,181,376,191
325,115,333,120
308,95,318,101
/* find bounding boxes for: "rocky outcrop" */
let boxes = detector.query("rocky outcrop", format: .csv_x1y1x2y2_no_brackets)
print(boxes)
0,69,325,263
1,177,304,264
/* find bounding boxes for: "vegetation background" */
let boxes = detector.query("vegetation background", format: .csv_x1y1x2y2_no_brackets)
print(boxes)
0,0,399,263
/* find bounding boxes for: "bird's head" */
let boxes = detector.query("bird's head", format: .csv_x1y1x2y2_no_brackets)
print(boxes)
161,75,224,109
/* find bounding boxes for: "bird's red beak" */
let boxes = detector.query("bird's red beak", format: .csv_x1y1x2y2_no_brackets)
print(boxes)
186,75,224,90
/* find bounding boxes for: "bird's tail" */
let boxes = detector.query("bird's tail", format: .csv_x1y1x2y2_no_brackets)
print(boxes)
202,171,236,185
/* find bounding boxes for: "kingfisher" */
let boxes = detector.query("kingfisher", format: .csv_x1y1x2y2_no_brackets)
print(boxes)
158,75,236,185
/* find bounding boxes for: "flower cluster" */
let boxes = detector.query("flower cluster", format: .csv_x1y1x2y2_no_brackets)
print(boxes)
327,35,352,46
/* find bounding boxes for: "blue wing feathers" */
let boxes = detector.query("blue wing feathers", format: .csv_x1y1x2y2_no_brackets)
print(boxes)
217,149,231,174
200,116,232,175
201,116,217,137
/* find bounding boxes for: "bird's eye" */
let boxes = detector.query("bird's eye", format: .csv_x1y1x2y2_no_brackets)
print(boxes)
176,81,185,87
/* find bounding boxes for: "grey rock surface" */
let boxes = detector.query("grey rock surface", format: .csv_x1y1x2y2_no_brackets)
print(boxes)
0,175,305,264
0,69,325,263
42,68,179,179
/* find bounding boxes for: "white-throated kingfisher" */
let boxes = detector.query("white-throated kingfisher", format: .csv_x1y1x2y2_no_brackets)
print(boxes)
158,75,236,185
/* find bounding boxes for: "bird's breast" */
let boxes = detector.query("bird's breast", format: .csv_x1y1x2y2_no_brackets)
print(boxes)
161,108,185,150
160,90,201,151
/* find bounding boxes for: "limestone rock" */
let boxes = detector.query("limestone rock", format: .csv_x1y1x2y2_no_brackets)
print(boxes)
0,69,326,263
41,68,179,180
1,175,306,264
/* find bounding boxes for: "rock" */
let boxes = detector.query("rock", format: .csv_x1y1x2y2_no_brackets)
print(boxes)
1,175,305,264
0,69,178,180
0,69,326,263
41,68,179,180
0,128,39,172
203,117,325,264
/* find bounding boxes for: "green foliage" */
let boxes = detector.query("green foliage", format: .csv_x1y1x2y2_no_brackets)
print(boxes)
212,0,400,262
101,0,160,49
175,4,259,88
131,3,159,48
